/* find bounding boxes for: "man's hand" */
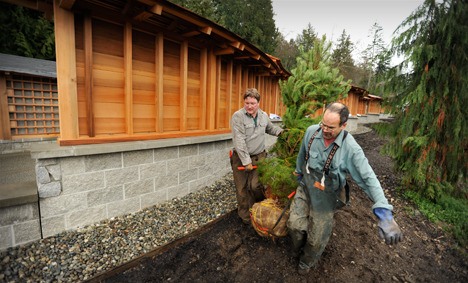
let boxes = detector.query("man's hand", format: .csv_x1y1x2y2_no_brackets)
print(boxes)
293,171,303,182
374,208,403,245
244,163,254,171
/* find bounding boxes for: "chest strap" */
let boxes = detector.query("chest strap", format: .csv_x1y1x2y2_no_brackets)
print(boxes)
305,128,348,175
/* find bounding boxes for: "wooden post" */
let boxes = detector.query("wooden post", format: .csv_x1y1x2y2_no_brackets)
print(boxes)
155,33,164,132
83,14,94,137
54,0,79,141
0,74,11,140
124,22,133,134
226,60,233,129
200,48,207,130
180,40,188,131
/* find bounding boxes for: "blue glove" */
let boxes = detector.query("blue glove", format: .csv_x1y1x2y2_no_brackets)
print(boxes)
373,208,403,245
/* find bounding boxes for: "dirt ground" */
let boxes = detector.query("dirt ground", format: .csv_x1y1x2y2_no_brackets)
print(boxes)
100,129,468,283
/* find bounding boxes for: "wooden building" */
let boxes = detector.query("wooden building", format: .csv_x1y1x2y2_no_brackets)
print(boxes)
50,0,289,146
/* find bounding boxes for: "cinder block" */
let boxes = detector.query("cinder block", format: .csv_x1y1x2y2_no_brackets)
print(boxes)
14,219,41,245
124,178,154,199
87,185,124,207
40,192,87,218
61,171,105,195
41,215,66,238
155,173,178,189
0,226,13,251
167,157,189,173
105,167,139,187
179,144,198,157
139,161,166,180
154,147,178,161
84,153,122,172
123,149,153,167
66,205,107,229
0,204,37,226
38,181,61,198
199,142,215,154
60,156,85,176
179,168,198,184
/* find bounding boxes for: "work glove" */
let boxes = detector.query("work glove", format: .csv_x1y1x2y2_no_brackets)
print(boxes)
244,163,254,172
374,208,403,245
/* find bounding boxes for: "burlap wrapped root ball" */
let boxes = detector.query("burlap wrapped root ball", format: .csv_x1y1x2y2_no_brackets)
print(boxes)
250,198,289,238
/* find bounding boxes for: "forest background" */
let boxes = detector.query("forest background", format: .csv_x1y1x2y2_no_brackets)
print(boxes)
0,0,466,250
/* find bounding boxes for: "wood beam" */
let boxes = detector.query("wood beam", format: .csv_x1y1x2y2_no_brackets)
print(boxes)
54,0,79,141
0,74,11,140
180,40,188,131
155,33,164,132
200,48,207,130
124,22,133,135
84,14,94,137
214,47,235,56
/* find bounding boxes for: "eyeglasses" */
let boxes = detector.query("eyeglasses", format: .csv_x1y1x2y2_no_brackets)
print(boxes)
319,121,338,131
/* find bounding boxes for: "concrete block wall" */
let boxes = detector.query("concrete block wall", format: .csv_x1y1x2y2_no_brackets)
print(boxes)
32,136,234,238
0,203,41,250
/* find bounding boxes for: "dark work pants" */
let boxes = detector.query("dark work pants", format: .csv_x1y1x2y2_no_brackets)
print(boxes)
230,150,267,222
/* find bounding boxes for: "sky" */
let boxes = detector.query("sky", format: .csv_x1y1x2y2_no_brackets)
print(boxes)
272,0,424,61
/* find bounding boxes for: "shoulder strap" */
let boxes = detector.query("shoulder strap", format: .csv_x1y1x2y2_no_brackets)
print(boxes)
304,127,321,164
323,130,348,175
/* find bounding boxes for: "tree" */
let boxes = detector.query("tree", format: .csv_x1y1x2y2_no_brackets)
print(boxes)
214,0,278,54
361,22,387,90
331,29,356,82
384,0,467,200
0,2,55,60
274,33,299,72
295,23,317,51
258,36,351,203
169,0,224,25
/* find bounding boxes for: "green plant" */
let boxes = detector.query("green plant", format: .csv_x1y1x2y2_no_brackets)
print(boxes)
404,190,468,249
258,37,350,204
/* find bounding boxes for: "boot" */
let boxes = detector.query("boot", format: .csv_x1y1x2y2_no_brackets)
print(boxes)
289,230,306,258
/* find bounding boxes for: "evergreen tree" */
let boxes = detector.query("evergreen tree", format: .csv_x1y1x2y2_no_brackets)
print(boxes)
331,29,356,83
295,23,317,51
361,22,387,90
214,0,278,54
258,36,351,202
169,0,224,25
384,0,467,199
0,2,55,60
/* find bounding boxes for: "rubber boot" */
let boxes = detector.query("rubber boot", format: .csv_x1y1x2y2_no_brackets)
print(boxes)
289,230,306,258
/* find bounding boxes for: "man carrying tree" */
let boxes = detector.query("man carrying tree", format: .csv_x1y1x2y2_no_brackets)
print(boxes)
288,102,403,275
230,88,284,224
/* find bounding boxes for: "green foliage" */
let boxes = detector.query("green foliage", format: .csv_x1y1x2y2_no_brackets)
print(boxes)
259,37,351,203
331,30,356,83
404,190,468,248
383,0,467,198
170,0,224,24
274,33,299,72
0,2,55,60
257,157,298,206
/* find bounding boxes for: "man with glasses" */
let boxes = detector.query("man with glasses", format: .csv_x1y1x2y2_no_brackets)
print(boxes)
288,102,403,275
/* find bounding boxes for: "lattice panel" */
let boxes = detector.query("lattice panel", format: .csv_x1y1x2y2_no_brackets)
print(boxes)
7,75,59,137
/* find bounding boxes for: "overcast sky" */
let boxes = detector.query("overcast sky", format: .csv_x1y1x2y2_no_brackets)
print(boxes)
272,0,424,60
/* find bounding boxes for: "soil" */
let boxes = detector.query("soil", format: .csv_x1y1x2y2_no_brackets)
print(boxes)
99,129,467,283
